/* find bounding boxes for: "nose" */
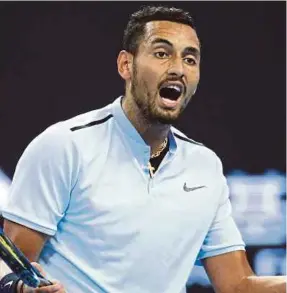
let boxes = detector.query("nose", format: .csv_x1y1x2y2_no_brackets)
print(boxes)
167,57,184,79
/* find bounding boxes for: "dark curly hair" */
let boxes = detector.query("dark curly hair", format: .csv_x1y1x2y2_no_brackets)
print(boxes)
123,5,196,55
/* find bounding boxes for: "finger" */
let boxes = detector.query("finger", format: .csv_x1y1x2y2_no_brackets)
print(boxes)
38,282,64,292
26,282,65,293
31,262,47,277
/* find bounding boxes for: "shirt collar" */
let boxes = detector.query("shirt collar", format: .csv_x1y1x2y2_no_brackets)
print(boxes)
111,96,177,156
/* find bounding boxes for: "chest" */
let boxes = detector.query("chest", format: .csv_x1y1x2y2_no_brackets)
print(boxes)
67,147,219,236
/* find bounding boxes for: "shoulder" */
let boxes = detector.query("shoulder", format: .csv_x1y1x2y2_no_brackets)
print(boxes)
56,103,113,134
171,126,223,170
39,103,113,145
65,104,113,133
21,103,113,165
171,126,216,157
172,126,204,147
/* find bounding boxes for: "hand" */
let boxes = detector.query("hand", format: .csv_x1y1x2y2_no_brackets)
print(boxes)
18,263,66,293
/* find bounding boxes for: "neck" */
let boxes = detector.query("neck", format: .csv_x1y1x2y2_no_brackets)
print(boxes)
122,95,170,155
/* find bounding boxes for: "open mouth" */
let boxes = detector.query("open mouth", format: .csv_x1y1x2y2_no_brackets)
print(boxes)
158,83,184,108
159,83,184,100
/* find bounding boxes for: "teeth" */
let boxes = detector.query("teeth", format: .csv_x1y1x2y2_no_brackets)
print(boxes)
166,85,181,92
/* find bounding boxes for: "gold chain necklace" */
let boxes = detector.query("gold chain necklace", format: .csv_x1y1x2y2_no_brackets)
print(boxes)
148,138,168,177
150,138,168,159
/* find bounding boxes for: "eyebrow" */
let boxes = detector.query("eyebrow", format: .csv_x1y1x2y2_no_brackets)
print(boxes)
182,47,200,58
150,37,200,58
151,38,173,47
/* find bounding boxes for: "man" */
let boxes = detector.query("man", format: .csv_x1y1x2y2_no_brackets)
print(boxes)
1,5,285,293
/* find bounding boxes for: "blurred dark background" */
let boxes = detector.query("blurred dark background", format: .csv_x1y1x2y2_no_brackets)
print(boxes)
0,1,285,292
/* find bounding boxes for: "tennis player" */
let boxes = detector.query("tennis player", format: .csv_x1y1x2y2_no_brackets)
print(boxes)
1,5,285,293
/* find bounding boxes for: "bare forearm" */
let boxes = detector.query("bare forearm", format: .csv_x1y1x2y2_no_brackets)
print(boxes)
237,276,286,293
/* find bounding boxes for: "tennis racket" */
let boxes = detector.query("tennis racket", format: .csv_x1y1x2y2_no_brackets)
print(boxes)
0,227,52,288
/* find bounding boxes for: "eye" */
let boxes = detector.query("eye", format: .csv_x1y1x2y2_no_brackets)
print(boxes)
154,51,169,59
184,57,197,65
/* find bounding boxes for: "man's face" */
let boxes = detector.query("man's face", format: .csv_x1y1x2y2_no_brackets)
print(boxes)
130,20,200,124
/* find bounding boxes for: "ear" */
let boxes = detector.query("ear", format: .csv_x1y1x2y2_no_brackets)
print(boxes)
117,50,133,81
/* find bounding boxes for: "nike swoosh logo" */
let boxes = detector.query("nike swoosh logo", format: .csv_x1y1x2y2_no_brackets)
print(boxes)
183,183,206,192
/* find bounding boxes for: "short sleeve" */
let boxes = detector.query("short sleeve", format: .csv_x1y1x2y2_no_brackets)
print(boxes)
2,124,80,236
195,157,245,266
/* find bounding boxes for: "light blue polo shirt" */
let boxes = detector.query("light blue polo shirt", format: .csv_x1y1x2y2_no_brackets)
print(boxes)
2,97,245,293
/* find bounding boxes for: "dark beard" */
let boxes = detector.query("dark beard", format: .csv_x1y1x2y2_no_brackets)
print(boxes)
130,64,178,125
131,69,153,122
